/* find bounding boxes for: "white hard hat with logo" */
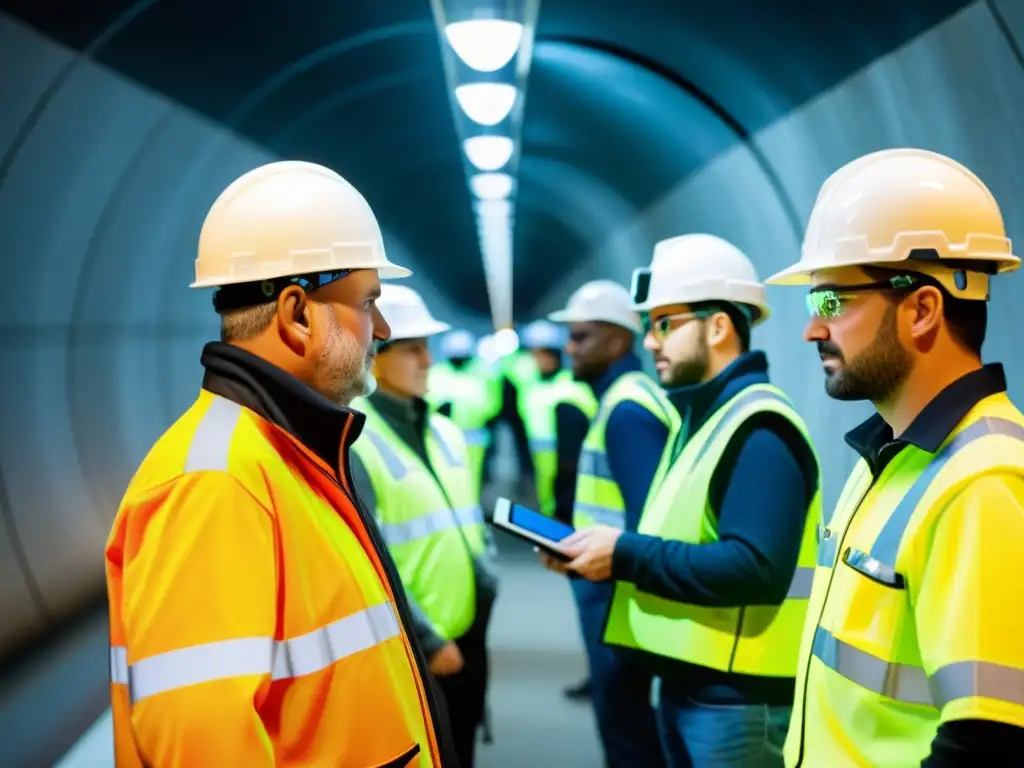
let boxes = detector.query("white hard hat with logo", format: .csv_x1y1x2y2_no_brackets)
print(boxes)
377,284,451,342
547,279,642,334
632,233,770,325
193,160,410,298
766,148,1019,299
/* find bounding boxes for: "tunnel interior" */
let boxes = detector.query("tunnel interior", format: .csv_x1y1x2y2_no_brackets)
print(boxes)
1,0,1022,763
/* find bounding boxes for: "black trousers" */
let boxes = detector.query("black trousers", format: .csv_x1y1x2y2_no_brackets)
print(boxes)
434,605,492,768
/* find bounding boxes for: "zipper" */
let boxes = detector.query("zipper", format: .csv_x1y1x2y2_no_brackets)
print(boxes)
793,474,875,768
310,458,448,762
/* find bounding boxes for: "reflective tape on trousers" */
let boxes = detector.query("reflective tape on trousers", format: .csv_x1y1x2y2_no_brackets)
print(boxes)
111,601,400,704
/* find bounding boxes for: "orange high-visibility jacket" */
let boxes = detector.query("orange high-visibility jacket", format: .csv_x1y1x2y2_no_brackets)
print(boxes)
106,388,444,767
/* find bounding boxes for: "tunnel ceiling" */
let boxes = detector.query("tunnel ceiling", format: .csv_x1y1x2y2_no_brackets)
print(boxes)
4,0,973,320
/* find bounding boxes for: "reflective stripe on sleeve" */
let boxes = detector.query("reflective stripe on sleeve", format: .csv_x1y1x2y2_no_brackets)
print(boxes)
378,506,483,546
930,660,1024,710
111,602,400,704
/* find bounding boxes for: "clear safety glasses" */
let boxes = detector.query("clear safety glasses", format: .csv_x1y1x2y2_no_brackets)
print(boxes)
805,274,916,320
642,311,708,341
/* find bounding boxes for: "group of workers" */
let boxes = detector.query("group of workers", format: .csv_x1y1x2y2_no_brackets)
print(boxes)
103,145,1023,768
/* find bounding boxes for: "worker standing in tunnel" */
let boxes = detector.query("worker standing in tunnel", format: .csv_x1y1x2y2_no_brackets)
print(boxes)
427,329,502,497
349,284,498,768
765,148,1024,766
104,161,457,766
518,319,598,526
543,280,675,768
548,235,821,768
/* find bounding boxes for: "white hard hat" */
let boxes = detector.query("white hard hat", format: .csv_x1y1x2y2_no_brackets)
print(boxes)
767,148,1019,298
192,160,410,290
632,233,770,325
377,284,450,342
547,280,642,334
520,319,566,350
440,329,476,358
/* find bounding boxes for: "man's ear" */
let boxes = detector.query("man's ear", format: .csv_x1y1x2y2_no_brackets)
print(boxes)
907,285,943,341
705,312,729,348
278,286,312,354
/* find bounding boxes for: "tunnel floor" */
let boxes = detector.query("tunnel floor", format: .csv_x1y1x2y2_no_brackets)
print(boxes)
54,537,604,767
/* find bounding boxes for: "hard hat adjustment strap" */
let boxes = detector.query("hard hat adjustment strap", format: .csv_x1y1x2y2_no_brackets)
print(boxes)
212,269,351,312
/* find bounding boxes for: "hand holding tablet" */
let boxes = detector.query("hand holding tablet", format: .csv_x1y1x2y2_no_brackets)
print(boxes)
490,497,574,562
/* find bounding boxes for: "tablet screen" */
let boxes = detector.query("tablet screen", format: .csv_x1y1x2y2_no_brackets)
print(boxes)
508,503,575,544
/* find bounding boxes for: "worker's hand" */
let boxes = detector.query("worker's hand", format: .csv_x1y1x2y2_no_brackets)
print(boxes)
537,549,572,575
560,525,623,582
429,641,464,677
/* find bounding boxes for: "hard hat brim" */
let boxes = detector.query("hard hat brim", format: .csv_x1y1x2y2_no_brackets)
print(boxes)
388,318,452,342
547,307,642,334
190,259,412,289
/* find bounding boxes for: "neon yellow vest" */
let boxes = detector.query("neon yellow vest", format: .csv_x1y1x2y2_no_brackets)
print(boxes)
351,400,487,640
426,362,501,495
521,370,598,517
573,370,677,530
604,384,821,678
785,393,1024,768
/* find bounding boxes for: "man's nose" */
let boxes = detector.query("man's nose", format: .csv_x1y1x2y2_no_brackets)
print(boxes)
803,317,828,343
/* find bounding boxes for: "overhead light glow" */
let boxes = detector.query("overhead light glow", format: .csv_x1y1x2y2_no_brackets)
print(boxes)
471,173,514,200
464,135,514,171
455,83,517,126
493,327,520,357
475,199,513,219
444,20,524,73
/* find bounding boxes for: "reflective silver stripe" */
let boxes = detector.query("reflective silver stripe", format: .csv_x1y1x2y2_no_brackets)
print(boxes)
691,389,789,466
529,437,557,453
574,502,624,529
579,449,613,480
110,602,400,704
378,506,482,546
813,626,1024,710
184,396,242,472
787,567,815,599
430,425,463,467
870,418,1024,568
811,625,933,706
365,431,408,480
630,376,674,425
453,505,484,527
817,526,837,567
931,660,1024,709
464,428,489,447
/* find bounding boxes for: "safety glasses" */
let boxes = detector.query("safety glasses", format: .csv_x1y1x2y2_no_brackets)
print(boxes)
642,311,707,341
805,274,916,320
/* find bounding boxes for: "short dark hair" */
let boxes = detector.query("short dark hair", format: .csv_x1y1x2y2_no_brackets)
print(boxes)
690,300,753,353
861,266,987,356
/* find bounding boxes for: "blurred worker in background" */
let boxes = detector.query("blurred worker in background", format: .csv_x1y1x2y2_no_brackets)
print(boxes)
494,330,542,493
766,148,1024,766
518,319,598,525
518,319,599,701
554,235,821,768
350,284,498,768
105,161,455,767
427,329,503,496
544,280,676,768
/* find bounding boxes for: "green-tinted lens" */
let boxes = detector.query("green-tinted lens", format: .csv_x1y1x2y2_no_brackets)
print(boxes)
806,290,844,319
655,316,673,337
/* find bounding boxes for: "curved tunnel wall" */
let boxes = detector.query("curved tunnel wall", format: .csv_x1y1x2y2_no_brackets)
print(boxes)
0,11,487,658
534,0,1024,512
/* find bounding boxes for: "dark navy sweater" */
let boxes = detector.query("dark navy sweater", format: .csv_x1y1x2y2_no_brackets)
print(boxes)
612,351,819,706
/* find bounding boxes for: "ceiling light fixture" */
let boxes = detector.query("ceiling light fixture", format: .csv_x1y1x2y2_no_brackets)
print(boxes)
464,135,514,171
470,173,514,200
454,83,517,126
444,19,524,72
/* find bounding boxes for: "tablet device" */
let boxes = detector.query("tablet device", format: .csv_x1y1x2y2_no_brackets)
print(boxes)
491,497,575,561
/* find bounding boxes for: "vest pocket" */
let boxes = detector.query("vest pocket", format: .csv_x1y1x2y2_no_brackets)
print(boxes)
842,547,905,589
374,743,421,768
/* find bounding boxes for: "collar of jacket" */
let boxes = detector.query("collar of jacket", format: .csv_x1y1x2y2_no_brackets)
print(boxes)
666,350,771,436
588,351,644,400
199,341,364,471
